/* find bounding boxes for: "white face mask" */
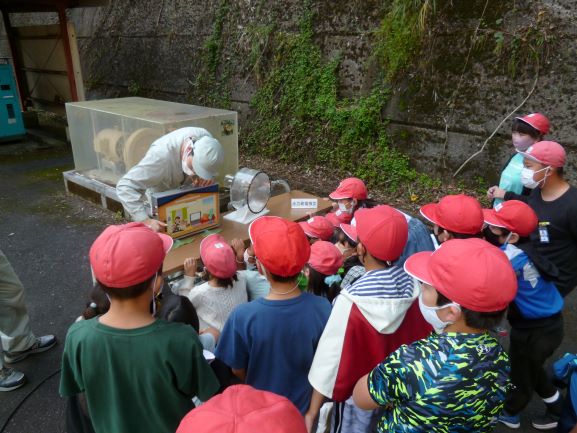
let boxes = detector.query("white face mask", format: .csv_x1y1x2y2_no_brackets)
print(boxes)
181,139,195,176
512,134,535,151
338,200,355,214
244,249,257,271
182,157,194,177
520,166,549,189
418,293,460,334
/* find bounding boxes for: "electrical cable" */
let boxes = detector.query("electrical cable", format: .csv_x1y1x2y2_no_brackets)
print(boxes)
0,368,61,433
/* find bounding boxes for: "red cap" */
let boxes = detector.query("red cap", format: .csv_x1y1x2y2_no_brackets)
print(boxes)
249,216,310,277
516,113,550,135
308,241,344,275
325,209,353,226
404,238,517,312
340,217,357,243
329,177,368,200
420,194,483,235
176,385,307,433
518,140,566,168
299,216,335,241
483,200,538,238
90,222,173,288
200,234,237,279
355,205,408,261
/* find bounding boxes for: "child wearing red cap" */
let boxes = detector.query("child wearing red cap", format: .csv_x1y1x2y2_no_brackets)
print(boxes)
420,194,484,243
215,216,331,415
487,113,550,206
325,177,370,226
176,385,307,433
483,201,564,430
305,241,343,303
60,223,219,433
306,206,431,433
353,238,517,433
180,234,248,332
299,216,335,243
492,141,577,297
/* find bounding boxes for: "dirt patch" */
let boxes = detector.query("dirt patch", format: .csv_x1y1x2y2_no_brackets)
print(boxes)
239,154,489,215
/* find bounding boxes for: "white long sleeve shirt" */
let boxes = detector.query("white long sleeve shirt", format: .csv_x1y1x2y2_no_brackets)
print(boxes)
116,127,212,221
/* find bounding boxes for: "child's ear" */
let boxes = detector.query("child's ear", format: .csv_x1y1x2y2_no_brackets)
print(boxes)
509,233,520,244
444,305,462,323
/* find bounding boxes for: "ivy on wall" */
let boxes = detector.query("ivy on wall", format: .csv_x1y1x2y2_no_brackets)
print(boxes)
190,0,440,190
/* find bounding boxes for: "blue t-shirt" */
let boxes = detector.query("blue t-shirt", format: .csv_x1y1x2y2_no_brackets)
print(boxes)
496,153,524,206
502,243,563,319
215,292,331,413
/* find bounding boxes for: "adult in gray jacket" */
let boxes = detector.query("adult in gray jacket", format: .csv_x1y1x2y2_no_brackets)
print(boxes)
116,127,224,232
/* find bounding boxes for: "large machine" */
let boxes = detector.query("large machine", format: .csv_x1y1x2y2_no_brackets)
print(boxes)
0,58,25,141
65,97,238,186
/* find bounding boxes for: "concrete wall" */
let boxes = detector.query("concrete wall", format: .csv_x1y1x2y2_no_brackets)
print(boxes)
3,1,576,183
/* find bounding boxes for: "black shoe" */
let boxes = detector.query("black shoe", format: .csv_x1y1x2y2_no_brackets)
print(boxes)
531,411,559,430
4,335,57,364
0,367,26,392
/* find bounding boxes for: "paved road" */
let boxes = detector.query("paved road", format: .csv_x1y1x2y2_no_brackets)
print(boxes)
0,139,576,433
0,139,116,433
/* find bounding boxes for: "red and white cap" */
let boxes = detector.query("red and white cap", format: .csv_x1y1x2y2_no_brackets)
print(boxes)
340,217,357,243
483,200,538,238
518,140,566,168
249,216,310,277
325,209,353,226
176,385,307,433
200,234,237,279
404,238,517,312
420,194,483,235
329,177,368,200
308,241,344,275
299,216,335,241
356,205,408,261
515,113,550,135
90,222,173,288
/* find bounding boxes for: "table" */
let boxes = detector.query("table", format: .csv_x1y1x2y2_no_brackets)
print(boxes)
162,190,333,275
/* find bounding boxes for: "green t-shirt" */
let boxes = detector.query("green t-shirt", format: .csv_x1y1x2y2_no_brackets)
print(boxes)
60,318,219,433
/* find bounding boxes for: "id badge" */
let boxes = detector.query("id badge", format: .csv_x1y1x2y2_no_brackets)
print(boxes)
538,223,550,244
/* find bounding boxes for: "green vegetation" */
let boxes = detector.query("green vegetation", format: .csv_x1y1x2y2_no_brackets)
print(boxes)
187,0,231,107
242,1,439,190
476,8,552,78
187,0,442,192
374,0,435,81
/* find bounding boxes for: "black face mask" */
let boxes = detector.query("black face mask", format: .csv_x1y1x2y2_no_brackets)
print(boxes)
483,227,503,247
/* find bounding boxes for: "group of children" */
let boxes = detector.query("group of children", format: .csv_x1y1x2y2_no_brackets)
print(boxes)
59,112,577,433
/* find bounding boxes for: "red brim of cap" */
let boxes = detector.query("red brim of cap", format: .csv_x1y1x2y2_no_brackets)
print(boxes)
419,203,440,227
158,233,174,254
516,149,543,165
340,223,357,243
403,251,434,286
482,209,508,230
298,221,316,238
328,190,350,200
325,211,351,226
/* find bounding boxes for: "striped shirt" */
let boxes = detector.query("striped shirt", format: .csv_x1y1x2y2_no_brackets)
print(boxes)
346,267,414,299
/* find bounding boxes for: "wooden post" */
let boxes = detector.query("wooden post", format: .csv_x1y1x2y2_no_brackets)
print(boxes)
57,5,78,101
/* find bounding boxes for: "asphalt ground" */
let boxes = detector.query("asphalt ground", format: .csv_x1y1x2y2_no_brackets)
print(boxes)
0,138,576,433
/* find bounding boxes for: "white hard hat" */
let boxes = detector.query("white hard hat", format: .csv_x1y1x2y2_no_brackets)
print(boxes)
192,136,224,180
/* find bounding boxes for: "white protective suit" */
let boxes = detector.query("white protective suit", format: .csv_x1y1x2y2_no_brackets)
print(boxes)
116,127,212,221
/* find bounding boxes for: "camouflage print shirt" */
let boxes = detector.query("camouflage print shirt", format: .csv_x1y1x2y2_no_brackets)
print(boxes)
368,331,510,433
